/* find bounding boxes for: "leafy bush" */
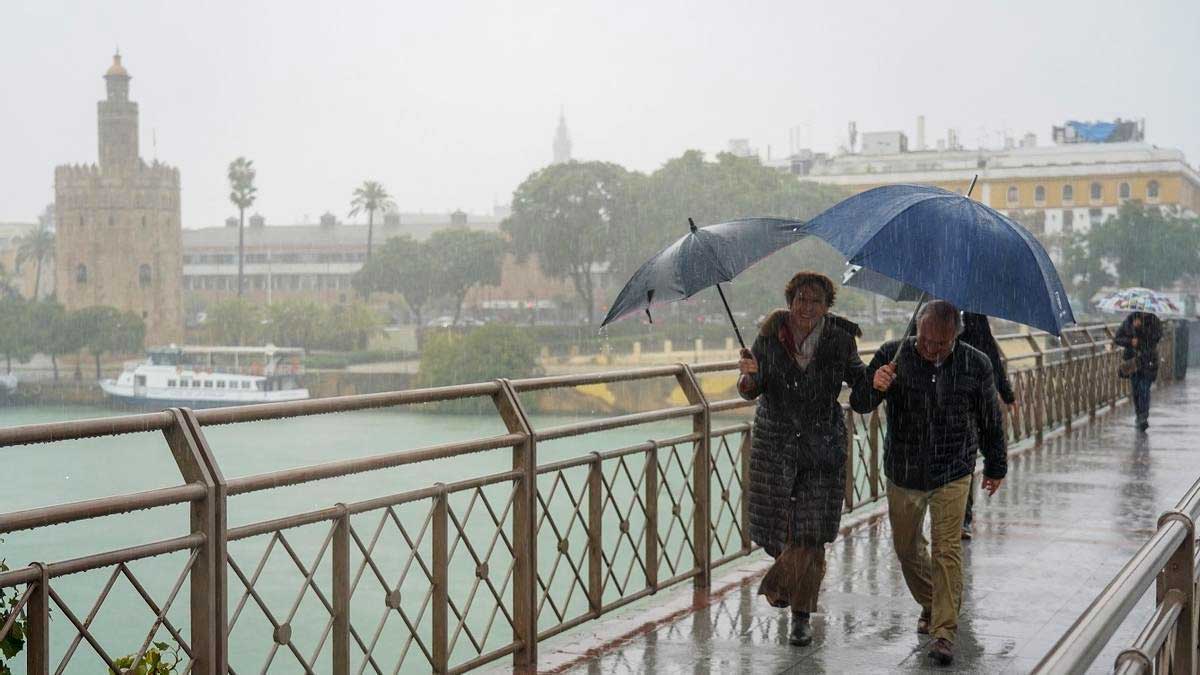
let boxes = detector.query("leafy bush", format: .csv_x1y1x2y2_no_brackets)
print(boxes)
0,540,28,674
418,325,541,412
110,642,182,674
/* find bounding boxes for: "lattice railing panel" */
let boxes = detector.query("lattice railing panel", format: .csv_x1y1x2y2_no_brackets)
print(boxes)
597,452,652,605
709,429,748,561
534,464,592,633
444,481,517,666
346,500,437,675
654,442,697,586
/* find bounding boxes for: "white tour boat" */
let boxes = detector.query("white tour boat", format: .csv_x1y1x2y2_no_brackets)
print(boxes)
100,345,310,408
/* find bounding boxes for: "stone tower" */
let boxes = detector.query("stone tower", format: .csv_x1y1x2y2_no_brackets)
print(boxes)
552,107,572,164
55,52,183,346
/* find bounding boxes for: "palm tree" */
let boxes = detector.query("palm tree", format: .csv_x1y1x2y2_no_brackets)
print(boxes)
228,157,258,298
15,220,55,300
349,181,395,263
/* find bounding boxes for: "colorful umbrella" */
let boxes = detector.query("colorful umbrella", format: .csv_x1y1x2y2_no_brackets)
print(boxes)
1095,287,1182,316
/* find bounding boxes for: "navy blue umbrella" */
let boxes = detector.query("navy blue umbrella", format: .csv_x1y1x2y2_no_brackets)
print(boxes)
600,217,805,348
801,184,1075,335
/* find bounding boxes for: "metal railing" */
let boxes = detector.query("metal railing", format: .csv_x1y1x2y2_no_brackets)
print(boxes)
0,321,1172,674
1034,437,1199,674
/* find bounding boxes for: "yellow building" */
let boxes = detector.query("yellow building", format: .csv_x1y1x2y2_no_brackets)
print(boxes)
768,128,1200,243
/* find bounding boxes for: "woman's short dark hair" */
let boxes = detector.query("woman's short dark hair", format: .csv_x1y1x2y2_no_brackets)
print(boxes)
784,272,836,307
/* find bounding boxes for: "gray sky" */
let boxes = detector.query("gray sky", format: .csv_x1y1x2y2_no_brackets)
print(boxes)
3,0,1198,228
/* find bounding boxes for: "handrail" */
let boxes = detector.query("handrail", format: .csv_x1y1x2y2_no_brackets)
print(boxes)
0,318,1176,675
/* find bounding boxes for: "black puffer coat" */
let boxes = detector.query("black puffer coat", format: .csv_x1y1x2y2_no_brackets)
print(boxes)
740,310,867,556
1114,312,1163,380
850,339,1007,491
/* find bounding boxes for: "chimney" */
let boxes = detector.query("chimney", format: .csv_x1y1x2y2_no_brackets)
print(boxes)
916,115,926,150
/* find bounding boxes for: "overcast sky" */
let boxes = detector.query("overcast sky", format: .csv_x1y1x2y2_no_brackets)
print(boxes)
3,0,1198,228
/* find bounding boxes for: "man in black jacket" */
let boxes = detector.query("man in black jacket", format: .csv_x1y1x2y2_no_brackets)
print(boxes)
1113,311,1162,432
851,300,1007,666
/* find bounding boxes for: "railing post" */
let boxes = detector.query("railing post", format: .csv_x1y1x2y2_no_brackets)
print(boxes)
332,504,350,675
1026,336,1045,445
843,410,856,511
1084,332,1099,421
26,563,48,675
493,380,538,670
1157,510,1195,675
645,441,659,591
1062,341,1074,433
675,364,711,590
432,486,449,674
588,452,603,614
739,428,752,551
164,408,227,674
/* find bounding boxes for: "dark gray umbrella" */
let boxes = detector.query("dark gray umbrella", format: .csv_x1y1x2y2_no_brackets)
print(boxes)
600,217,805,348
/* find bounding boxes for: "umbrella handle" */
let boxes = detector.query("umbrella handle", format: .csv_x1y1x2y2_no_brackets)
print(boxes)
715,282,747,351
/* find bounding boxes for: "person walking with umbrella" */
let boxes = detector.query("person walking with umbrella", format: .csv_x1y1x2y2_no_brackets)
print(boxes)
737,271,868,646
1114,310,1163,431
959,312,1016,541
850,300,1007,666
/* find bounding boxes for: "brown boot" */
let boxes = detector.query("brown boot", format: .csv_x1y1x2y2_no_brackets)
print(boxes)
928,638,953,666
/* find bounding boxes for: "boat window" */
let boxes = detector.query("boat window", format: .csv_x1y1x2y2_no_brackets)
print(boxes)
243,381,252,389
168,379,176,387
204,380,213,388
180,380,189,387
217,381,226,388
135,375,146,386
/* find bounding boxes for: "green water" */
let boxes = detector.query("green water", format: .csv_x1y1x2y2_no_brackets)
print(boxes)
1,404,726,673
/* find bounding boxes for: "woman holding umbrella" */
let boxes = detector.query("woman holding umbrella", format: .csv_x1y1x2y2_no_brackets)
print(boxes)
737,271,867,646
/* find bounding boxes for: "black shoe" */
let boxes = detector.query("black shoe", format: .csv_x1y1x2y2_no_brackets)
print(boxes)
928,638,954,665
789,611,813,646
1137,419,1149,432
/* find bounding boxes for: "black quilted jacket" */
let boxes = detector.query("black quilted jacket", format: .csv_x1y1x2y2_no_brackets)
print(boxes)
850,338,1007,491
739,311,867,555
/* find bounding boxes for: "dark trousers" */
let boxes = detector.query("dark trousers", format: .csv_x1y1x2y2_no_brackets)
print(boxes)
1131,372,1153,422
963,473,975,526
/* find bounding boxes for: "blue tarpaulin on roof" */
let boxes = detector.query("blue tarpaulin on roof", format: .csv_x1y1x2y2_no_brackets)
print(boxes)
1067,120,1117,142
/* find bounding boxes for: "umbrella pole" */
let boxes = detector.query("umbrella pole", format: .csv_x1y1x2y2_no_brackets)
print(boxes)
714,282,747,351
890,175,977,366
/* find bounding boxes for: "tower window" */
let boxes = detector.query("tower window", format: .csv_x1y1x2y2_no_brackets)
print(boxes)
1090,182,1102,202
76,264,88,284
1148,180,1160,200
139,264,152,288
1062,184,1074,202
79,215,85,228
1006,186,1019,204
1063,210,1074,234
1119,182,1131,200
1034,185,1046,203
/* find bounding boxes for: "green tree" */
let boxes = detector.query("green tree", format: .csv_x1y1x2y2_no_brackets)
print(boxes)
503,161,639,324
30,300,83,381
324,302,382,350
0,297,32,373
349,181,395,264
228,157,258,298
353,235,437,328
1087,201,1200,288
1059,232,1114,310
76,306,145,380
418,325,540,412
14,212,55,300
425,228,506,325
266,299,328,349
206,298,262,346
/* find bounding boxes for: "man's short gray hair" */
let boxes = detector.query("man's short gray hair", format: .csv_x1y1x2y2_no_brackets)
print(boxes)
915,300,964,334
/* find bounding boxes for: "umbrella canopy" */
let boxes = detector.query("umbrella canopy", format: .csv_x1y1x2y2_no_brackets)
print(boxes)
841,264,923,302
1095,287,1182,316
600,217,806,343
800,184,1076,335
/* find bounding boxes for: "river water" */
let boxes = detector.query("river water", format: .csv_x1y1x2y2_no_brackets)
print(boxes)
2,403,724,673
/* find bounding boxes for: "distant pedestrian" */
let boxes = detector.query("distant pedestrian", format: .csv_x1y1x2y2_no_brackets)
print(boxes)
1114,311,1163,432
958,312,1016,541
851,300,1007,666
738,272,868,647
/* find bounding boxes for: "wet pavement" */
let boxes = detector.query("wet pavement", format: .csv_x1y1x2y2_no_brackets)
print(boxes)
538,377,1200,674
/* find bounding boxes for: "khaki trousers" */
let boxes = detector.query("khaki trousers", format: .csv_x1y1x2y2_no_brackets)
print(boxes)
886,474,972,643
